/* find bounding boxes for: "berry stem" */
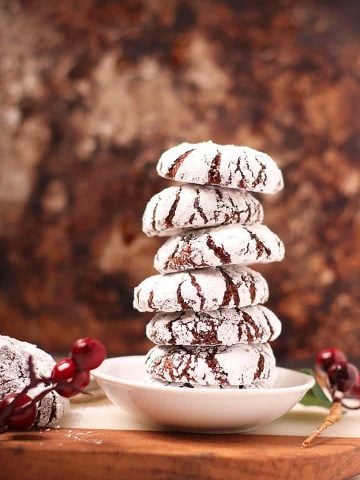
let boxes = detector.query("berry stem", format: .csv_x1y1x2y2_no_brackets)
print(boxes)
301,400,342,448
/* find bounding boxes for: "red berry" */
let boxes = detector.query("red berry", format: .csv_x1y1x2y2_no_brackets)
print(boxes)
327,361,359,393
55,370,90,398
316,348,347,373
71,338,106,371
51,358,77,383
0,393,36,430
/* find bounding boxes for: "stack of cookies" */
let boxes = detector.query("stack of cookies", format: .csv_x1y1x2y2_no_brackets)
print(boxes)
133,140,285,389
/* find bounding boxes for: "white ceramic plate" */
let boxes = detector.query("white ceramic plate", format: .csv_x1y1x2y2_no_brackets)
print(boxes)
93,355,315,433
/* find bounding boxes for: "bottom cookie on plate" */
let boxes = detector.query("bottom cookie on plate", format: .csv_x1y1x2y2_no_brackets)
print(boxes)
145,343,275,387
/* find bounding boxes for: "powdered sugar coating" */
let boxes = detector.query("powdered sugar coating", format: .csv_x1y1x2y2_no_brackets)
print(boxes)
154,224,285,273
146,305,281,346
0,335,69,428
156,141,283,194
133,265,269,313
142,184,264,237
146,343,276,386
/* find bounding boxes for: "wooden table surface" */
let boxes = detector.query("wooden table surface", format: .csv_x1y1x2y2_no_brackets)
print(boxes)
1,429,360,480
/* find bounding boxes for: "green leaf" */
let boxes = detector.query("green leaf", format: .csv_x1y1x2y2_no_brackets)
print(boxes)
299,368,332,409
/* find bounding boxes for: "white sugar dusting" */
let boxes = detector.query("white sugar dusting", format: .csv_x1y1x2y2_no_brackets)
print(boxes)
146,343,275,386
133,265,269,313
216,321,239,345
154,224,285,273
157,141,284,194
146,305,281,346
215,343,275,386
142,184,263,237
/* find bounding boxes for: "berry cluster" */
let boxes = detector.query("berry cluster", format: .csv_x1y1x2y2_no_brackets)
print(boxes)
0,338,106,432
316,348,360,403
51,338,106,398
302,347,360,448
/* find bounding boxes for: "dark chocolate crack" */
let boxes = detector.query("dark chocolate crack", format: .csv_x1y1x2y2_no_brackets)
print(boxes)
243,322,253,342
176,281,191,310
252,158,266,188
245,156,254,179
194,188,208,223
163,241,181,270
48,391,58,424
262,309,275,339
189,272,206,310
136,289,141,306
206,235,231,264
219,267,240,307
239,272,257,303
148,290,155,310
244,228,272,258
235,156,247,189
254,353,265,380
205,349,224,383
188,213,195,224
167,149,194,177
245,203,253,223
227,195,250,224
167,243,198,270
241,310,261,340
175,347,194,382
151,197,161,232
34,398,42,428
215,188,223,202
208,152,222,184
228,195,236,209
164,313,185,344
164,187,182,228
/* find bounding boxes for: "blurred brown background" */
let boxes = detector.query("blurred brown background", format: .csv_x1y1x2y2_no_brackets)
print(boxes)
0,0,359,363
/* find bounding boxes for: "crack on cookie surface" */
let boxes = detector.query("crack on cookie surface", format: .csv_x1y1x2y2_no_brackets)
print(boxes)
208,152,222,184
189,272,206,310
164,187,182,228
167,149,194,177
206,234,231,264
219,267,240,307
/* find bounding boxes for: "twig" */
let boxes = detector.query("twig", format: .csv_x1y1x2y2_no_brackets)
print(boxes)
301,400,342,448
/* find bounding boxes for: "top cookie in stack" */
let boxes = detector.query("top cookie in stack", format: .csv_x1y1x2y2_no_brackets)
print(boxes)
134,140,284,389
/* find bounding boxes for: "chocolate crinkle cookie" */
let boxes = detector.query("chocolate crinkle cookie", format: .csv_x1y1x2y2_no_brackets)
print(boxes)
0,335,69,428
145,343,276,387
156,141,283,194
154,223,285,273
146,305,281,346
142,184,263,237
133,265,269,313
